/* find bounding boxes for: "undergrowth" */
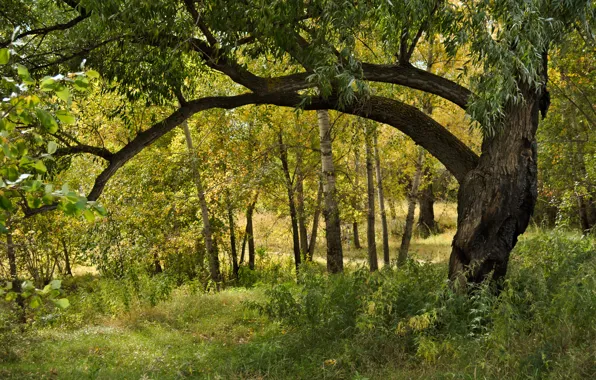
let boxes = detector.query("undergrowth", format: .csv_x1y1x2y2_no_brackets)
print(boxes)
1,231,595,379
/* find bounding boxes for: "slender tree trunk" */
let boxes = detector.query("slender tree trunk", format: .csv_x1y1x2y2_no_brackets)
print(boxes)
317,110,343,273
417,175,438,238
399,148,424,266
308,179,324,260
240,233,247,264
352,150,362,249
352,222,361,249
183,122,221,283
374,131,390,266
245,193,258,270
61,238,73,276
278,131,302,273
449,82,546,287
226,191,239,280
365,124,378,271
295,150,310,260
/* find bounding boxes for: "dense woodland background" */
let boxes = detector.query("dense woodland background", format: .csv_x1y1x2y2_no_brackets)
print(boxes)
1,0,596,378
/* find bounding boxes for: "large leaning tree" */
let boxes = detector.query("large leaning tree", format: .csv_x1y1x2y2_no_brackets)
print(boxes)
1,0,594,285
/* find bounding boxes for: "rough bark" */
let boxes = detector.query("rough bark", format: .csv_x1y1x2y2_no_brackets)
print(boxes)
183,122,221,283
317,110,343,273
278,131,302,273
418,178,439,238
449,86,543,288
365,124,378,272
399,148,424,266
374,132,390,265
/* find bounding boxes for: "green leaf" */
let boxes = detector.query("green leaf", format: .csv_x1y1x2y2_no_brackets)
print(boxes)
54,86,70,102
94,204,107,216
0,48,9,65
34,160,47,174
73,76,89,91
21,280,35,291
29,295,42,309
0,195,12,210
86,69,100,79
5,291,17,302
41,284,52,295
16,64,35,85
55,110,75,125
47,141,57,154
35,109,59,133
49,279,62,290
42,193,54,205
83,209,95,222
53,298,70,309
7,166,19,181
40,77,55,91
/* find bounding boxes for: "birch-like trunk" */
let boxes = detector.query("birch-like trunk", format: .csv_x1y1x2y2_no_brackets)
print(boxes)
317,110,343,273
183,122,221,283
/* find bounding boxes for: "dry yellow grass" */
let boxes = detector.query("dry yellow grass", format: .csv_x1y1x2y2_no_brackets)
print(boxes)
247,202,457,267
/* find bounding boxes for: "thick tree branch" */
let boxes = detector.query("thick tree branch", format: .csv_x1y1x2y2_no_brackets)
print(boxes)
54,145,113,160
361,63,471,110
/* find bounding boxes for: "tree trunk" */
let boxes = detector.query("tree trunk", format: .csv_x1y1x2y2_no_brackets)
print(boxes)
308,179,323,260
317,110,343,273
226,191,239,280
417,178,438,238
365,124,378,271
374,131,390,266
352,149,362,249
183,122,221,283
278,131,302,273
61,238,73,276
295,150,310,260
245,195,258,270
449,85,544,288
399,148,424,266
397,148,424,266
352,222,361,249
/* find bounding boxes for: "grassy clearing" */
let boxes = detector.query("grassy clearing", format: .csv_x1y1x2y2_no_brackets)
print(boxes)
2,204,595,379
252,202,457,266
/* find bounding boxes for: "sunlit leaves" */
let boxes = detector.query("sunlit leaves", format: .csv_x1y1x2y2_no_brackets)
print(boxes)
0,48,9,65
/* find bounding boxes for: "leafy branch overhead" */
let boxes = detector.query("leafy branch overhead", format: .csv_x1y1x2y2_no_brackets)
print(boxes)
0,47,106,230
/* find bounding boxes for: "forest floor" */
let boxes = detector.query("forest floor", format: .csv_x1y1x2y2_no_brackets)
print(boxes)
2,205,594,379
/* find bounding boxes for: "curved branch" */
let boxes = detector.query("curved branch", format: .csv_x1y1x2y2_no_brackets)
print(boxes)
281,94,479,182
26,89,478,218
361,63,471,110
54,145,113,160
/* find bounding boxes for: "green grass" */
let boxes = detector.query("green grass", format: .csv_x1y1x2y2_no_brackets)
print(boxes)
2,228,596,379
